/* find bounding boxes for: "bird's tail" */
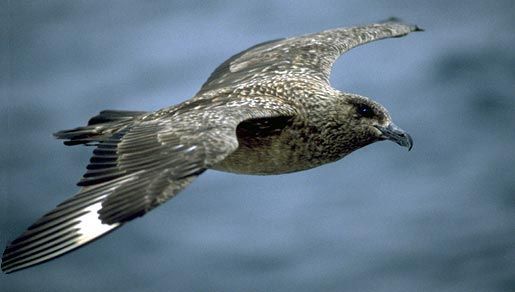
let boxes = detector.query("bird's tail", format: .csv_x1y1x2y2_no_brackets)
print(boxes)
54,110,147,146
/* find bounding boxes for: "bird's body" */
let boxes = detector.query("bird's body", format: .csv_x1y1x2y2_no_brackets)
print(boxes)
2,20,420,273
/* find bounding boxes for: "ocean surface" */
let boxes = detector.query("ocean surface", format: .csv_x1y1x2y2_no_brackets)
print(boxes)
2,1,514,291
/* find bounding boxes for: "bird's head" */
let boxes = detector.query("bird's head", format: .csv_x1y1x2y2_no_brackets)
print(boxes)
336,93,413,152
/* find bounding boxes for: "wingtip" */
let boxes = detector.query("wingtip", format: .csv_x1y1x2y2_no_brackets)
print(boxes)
382,17,403,23
413,25,424,32
1,257,11,274
379,17,424,32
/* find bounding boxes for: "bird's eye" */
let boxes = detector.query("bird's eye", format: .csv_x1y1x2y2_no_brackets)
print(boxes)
357,104,374,118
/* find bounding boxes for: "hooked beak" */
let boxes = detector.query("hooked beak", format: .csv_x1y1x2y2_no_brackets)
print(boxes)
375,123,413,151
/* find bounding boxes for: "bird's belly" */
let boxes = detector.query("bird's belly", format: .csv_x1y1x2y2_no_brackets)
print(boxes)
211,123,329,175
212,143,316,175
211,115,343,175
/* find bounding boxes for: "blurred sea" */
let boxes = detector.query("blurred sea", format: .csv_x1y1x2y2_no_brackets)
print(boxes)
2,1,514,291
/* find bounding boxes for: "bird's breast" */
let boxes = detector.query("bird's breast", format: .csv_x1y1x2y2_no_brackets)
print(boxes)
211,116,342,175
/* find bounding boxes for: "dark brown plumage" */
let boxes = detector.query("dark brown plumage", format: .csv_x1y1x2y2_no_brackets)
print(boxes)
2,20,420,273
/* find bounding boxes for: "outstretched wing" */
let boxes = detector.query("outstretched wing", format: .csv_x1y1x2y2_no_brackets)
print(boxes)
2,97,297,273
198,20,421,94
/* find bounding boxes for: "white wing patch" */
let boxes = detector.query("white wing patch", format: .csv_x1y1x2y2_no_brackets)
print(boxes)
1,178,135,273
75,200,120,245
1,202,119,273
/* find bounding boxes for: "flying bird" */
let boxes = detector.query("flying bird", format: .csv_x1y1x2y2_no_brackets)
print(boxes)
2,20,421,273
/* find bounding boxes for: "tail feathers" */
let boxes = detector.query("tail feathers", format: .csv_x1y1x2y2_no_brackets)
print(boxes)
86,110,147,126
54,110,147,146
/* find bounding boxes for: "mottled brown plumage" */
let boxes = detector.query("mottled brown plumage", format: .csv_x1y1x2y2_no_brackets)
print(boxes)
2,20,420,273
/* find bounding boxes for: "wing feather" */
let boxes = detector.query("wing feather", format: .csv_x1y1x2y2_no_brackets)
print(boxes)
198,20,421,94
2,97,297,273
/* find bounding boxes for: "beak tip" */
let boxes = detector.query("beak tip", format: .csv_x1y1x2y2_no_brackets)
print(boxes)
376,123,413,152
406,133,414,151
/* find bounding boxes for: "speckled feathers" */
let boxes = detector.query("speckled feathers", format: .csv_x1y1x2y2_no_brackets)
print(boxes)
2,20,420,273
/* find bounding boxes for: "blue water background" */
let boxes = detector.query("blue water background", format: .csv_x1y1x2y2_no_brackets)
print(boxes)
2,1,514,291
